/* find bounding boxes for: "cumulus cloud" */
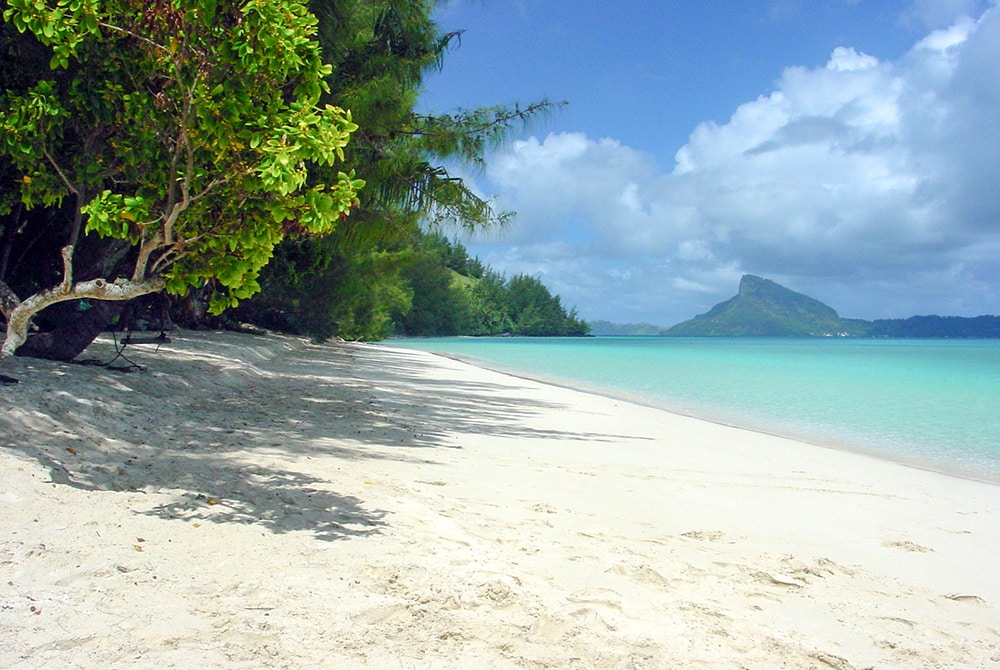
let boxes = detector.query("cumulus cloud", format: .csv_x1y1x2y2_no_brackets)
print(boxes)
465,5,1000,324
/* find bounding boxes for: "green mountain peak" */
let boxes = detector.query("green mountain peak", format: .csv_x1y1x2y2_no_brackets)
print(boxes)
596,275,1000,338
666,275,863,337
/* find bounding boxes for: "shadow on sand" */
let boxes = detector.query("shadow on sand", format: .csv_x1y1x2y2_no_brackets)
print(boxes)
1,332,642,542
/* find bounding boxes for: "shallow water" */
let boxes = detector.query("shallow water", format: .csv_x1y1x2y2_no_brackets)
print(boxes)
389,337,1000,482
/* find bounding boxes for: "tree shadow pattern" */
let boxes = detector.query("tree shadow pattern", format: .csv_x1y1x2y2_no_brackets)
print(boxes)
1,331,648,542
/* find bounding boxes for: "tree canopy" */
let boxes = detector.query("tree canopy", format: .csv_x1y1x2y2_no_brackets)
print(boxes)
231,229,590,340
224,0,568,342
1,0,580,361
392,233,591,338
0,0,362,359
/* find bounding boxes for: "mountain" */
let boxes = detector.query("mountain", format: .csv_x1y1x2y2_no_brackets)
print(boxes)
664,275,1000,337
665,275,868,337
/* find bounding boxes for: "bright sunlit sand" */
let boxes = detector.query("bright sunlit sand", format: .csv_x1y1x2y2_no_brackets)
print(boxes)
2,330,999,668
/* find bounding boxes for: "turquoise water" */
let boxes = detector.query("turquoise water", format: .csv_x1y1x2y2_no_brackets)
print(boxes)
389,337,1000,482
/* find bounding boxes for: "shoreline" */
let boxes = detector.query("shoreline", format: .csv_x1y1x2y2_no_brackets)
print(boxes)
389,340,1000,488
3,330,1000,668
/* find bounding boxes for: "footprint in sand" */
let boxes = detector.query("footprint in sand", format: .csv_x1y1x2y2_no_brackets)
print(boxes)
608,562,670,588
477,578,516,605
566,587,624,622
680,530,727,542
532,614,575,640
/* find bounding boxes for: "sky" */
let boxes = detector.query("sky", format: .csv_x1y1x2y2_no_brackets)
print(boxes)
417,0,1000,326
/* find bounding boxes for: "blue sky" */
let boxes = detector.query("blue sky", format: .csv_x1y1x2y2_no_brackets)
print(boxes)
418,0,1000,326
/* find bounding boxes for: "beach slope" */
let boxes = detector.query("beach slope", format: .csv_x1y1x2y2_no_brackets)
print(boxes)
2,331,998,668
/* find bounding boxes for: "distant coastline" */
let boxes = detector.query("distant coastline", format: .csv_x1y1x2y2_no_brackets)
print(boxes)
590,275,1000,338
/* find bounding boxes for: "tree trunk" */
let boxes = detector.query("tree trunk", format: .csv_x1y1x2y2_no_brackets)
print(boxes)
1,242,167,360
0,203,22,282
15,300,126,361
0,280,18,322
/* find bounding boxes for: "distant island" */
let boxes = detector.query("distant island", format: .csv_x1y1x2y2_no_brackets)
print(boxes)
587,321,666,336
592,275,1000,338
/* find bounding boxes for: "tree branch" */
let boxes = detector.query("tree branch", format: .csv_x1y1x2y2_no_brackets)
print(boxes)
131,233,163,283
59,245,74,292
43,148,80,196
1,272,165,360
97,21,170,54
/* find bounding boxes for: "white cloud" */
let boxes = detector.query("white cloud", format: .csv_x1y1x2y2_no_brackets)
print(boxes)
465,5,1000,324
826,46,879,72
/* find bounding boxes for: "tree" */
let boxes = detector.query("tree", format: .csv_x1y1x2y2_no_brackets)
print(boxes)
394,231,474,336
229,0,563,341
388,236,590,338
467,269,513,335
229,237,411,341
502,273,589,337
0,0,363,360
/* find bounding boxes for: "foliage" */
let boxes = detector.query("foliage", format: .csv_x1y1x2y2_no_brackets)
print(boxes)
229,235,411,341
0,0,363,358
232,0,564,342
466,269,514,335
396,245,473,336
863,315,1000,338
394,232,589,338
1,0,575,360
234,228,589,339
316,0,546,232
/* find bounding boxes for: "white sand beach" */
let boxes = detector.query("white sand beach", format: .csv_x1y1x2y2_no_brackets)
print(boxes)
2,330,999,669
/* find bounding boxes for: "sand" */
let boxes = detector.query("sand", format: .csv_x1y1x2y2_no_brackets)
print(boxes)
1,329,999,669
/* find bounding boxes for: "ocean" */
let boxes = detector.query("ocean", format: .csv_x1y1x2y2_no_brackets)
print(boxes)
388,337,1000,483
